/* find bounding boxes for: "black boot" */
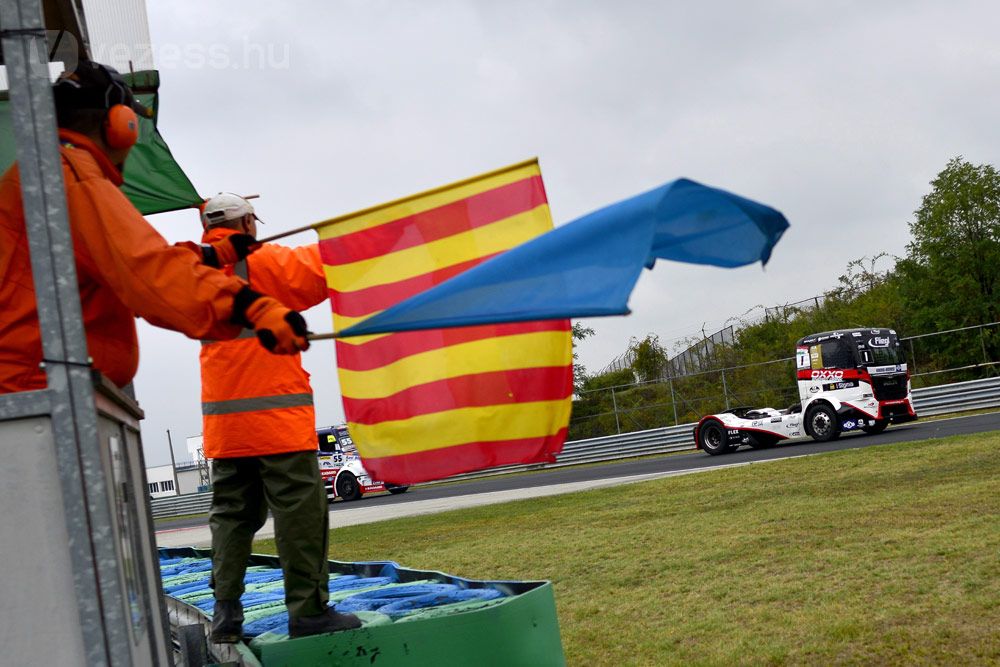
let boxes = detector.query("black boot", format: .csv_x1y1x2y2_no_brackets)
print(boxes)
288,607,362,638
210,599,244,644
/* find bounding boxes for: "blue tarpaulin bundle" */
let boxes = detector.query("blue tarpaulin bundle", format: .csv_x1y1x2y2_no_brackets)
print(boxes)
158,554,509,638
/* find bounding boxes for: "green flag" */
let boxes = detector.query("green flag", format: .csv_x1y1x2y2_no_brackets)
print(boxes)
0,69,201,216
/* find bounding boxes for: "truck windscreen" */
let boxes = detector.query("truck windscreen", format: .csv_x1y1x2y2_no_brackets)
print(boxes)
868,346,903,365
862,334,903,366
335,428,357,453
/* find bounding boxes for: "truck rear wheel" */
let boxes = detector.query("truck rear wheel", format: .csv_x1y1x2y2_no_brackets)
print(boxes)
806,404,840,442
699,420,734,455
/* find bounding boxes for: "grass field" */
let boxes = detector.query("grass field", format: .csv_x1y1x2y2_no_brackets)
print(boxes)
256,432,1000,665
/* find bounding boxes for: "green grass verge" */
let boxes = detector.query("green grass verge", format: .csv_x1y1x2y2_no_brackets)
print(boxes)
255,432,1000,665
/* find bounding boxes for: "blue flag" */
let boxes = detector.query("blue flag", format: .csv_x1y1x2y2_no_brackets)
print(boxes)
338,178,789,337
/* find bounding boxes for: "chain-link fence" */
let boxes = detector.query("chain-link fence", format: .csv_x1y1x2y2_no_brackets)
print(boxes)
599,325,737,376
570,321,1000,441
763,294,835,322
599,287,875,377
904,322,1000,386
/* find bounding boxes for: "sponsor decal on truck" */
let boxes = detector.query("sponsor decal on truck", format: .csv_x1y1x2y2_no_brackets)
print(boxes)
824,380,859,391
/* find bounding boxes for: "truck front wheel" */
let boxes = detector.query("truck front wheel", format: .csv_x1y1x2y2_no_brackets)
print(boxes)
699,420,734,455
806,404,840,442
336,472,362,501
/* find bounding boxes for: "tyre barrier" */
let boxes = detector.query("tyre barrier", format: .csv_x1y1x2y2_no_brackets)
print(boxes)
160,547,565,666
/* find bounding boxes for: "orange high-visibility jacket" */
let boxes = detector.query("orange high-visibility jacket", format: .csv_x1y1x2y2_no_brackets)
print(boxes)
0,130,246,393
199,227,328,459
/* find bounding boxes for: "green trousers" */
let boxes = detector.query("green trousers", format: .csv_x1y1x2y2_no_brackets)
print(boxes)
209,450,329,618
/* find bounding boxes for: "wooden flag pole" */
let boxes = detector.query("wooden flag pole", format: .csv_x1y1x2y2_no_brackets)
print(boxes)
256,222,319,244
306,331,340,342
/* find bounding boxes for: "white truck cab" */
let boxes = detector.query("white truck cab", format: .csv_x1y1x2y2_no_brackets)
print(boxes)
694,328,917,455
794,328,916,435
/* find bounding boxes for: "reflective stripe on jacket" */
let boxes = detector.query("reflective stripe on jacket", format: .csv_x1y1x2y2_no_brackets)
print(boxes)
0,130,246,392
199,228,328,458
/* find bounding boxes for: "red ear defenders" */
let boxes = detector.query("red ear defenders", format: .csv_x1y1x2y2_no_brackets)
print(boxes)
103,104,140,149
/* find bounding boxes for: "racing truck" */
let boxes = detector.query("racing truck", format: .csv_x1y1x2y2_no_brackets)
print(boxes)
317,425,409,500
694,328,917,455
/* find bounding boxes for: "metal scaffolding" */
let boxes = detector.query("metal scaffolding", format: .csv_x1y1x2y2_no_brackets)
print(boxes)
0,0,171,663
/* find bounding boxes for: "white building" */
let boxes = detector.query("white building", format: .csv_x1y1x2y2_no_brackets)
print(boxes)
186,434,204,460
143,435,212,497
145,464,178,498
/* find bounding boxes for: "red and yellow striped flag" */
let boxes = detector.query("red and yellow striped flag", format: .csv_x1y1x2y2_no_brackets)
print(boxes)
317,160,573,484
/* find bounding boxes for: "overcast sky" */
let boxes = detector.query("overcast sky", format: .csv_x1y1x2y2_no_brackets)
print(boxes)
129,0,1000,466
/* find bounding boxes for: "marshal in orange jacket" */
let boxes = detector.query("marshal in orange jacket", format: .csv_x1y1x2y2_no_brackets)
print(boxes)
199,227,328,459
0,130,246,393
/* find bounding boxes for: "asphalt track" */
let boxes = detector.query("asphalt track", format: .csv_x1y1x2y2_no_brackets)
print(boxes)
155,411,1000,547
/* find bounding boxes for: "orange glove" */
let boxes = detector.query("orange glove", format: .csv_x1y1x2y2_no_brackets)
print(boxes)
174,234,261,268
233,288,310,354
210,234,261,267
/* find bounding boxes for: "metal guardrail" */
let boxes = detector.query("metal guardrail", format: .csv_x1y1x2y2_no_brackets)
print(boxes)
151,376,1000,519
911,376,1000,416
151,492,213,519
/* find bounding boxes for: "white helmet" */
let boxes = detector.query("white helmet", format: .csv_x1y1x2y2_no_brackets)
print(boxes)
201,193,261,228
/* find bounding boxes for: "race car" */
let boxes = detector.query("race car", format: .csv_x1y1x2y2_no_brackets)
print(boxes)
694,328,918,455
316,425,409,501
